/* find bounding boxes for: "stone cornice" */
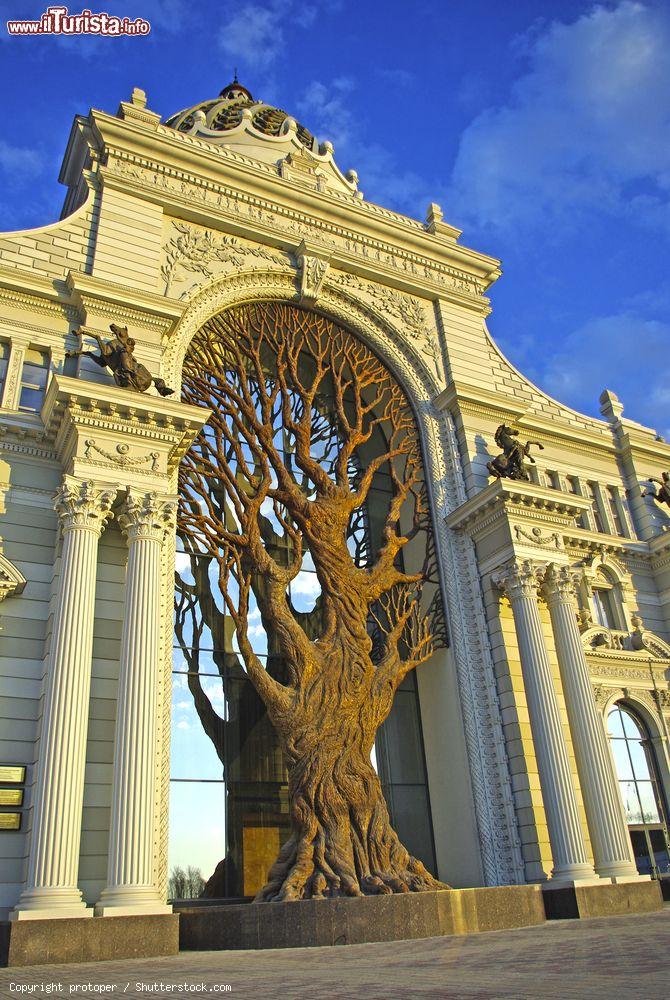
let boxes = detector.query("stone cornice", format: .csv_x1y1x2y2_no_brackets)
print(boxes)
89,108,501,290
437,383,617,452
41,374,210,477
101,156,491,310
562,529,651,560
65,271,186,333
0,267,78,323
447,479,592,535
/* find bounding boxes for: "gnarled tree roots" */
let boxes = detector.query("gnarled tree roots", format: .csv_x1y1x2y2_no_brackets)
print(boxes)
254,825,450,902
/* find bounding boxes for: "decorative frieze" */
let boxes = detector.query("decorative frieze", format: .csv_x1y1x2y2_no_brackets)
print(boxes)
104,157,486,299
514,525,562,549
331,272,443,380
161,220,290,294
84,439,160,472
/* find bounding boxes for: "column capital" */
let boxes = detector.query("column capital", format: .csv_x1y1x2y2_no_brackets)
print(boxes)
541,562,581,604
118,489,177,542
491,557,547,600
54,477,116,534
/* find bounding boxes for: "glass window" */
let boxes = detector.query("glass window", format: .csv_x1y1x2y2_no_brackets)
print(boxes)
0,340,9,399
592,587,617,629
607,487,627,537
19,348,49,412
546,470,561,490
607,703,670,877
586,481,605,532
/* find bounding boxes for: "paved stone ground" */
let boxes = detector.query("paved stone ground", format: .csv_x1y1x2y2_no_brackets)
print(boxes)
1,909,668,999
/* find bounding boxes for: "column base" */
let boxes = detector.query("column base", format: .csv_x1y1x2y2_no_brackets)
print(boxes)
609,873,652,884
546,862,601,888
95,885,172,917
594,860,646,882
542,877,603,890
10,887,92,921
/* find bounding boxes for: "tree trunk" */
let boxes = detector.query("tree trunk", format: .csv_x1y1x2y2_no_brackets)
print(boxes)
255,703,448,901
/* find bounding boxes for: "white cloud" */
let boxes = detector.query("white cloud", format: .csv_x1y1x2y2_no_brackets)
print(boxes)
539,312,670,437
448,2,670,234
220,3,287,70
0,140,44,178
176,719,190,730
290,571,321,597
219,0,341,71
297,78,435,214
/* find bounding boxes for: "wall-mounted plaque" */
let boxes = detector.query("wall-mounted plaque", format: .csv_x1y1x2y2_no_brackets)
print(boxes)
0,766,25,784
0,813,21,830
0,788,23,806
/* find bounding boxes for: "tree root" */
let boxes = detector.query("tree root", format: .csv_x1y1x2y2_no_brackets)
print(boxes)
253,833,450,902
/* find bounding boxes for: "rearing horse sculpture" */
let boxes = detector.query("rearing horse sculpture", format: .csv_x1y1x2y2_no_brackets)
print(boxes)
66,323,174,397
487,424,544,481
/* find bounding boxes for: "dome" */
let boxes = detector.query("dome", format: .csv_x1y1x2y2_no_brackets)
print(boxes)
165,80,317,151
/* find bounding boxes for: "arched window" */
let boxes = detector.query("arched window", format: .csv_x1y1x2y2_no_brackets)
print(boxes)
607,702,670,876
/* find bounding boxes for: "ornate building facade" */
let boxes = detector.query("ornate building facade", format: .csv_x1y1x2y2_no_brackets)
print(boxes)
0,82,668,933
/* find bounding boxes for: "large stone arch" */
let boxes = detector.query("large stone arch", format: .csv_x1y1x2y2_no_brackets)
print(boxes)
158,267,524,886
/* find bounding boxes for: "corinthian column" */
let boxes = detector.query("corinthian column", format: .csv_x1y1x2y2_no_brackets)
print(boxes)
12,479,115,920
492,559,598,885
96,490,176,916
541,564,641,881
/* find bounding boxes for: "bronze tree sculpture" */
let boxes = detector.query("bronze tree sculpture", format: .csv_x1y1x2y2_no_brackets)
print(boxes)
177,301,448,902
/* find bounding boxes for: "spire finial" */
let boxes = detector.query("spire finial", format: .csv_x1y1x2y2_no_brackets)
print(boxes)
233,67,238,83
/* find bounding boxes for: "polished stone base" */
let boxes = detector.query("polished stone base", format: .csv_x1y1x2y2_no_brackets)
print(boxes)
542,879,663,920
0,913,179,967
178,886,547,951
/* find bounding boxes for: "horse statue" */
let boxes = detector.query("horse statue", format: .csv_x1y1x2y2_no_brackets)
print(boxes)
66,323,174,397
486,424,544,481
641,471,670,509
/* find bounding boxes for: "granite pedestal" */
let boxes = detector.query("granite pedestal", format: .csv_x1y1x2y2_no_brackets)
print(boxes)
542,879,663,920
178,885,546,951
0,913,179,967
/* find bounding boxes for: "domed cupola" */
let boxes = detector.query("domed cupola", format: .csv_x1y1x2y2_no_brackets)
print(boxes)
165,78,361,198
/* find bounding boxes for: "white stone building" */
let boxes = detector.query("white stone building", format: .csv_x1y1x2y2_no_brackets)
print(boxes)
0,81,669,935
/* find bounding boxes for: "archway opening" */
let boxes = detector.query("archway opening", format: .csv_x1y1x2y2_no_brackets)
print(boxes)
607,701,670,877
168,300,448,901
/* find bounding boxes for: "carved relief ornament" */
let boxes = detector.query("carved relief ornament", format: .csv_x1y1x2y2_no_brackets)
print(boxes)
108,158,484,297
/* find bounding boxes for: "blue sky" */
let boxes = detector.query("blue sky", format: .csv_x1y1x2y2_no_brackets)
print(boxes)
1,0,669,437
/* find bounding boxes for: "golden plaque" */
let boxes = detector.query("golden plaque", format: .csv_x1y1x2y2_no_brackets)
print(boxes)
0,788,23,806
0,766,25,784
0,813,21,830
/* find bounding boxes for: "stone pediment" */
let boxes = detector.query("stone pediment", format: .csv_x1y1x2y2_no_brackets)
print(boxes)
581,624,670,660
0,551,26,602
